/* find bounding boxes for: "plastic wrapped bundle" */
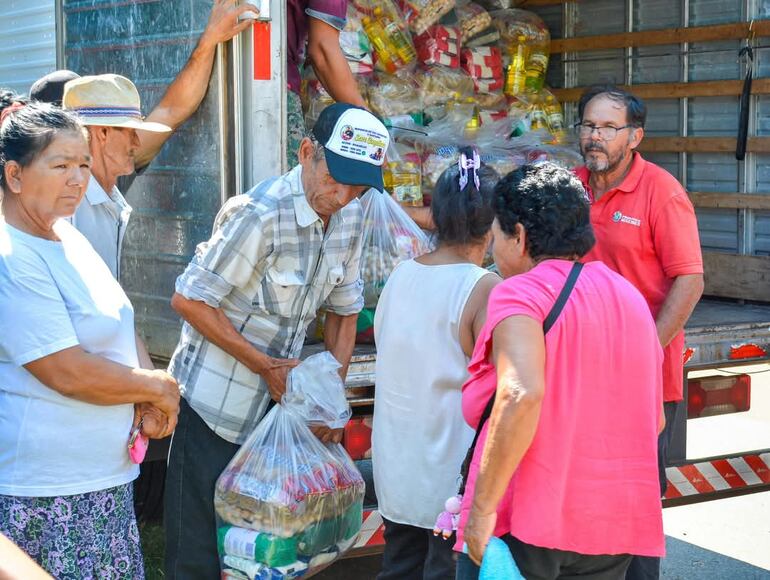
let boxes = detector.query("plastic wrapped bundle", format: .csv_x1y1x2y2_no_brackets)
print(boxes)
461,47,504,93
417,65,475,107
360,190,431,307
493,9,551,92
400,0,457,35
384,141,423,206
413,25,461,68
368,74,422,120
456,2,492,41
215,354,365,579
360,1,417,73
340,3,374,75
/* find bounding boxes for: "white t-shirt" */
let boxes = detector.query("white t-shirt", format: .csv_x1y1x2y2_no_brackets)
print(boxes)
372,260,490,529
0,218,139,497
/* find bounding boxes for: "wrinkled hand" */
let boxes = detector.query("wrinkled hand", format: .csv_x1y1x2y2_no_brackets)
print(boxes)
310,425,344,444
133,403,169,439
201,0,260,48
144,369,180,436
465,505,497,566
262,357,301,403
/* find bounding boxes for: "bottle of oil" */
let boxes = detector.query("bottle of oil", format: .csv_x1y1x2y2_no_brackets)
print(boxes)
384,160,423,206
529,97,549,132
504,35,528,97
543,94,565,142
376,7,416,67
362,13,398,74
525,41,549,92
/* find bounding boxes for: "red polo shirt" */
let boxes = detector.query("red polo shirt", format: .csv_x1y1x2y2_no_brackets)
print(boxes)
576,153,703,402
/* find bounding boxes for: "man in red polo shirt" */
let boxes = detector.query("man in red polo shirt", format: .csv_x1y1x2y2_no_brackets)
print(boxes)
574,85,704,580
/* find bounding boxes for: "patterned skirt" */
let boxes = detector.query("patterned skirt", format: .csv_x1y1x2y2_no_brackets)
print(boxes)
0,483,144,580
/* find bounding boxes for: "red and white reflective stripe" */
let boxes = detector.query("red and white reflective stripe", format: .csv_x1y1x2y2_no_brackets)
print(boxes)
354,510,385,549
665,453,770,499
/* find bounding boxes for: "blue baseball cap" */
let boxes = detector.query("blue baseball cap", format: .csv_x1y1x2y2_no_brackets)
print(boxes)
312,103,390,192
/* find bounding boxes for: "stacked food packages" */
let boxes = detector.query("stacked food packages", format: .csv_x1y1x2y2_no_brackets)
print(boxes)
300,1,577,322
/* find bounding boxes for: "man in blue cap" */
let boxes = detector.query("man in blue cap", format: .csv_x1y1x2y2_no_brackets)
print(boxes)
163,103,389,579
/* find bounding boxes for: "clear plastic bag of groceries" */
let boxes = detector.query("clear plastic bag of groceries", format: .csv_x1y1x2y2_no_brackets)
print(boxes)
368,73,422,120
360,189,431,308
455,1,492,42
416,65,475,108
356,0,418,74
215,353,364,579
401,0,457,36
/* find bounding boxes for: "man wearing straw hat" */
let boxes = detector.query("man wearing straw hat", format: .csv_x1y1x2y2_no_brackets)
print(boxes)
62,74,173,284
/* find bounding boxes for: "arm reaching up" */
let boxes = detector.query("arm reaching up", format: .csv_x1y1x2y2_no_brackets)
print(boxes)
135,0,260,168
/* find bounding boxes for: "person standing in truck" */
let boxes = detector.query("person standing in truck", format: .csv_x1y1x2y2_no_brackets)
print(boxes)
573,85,704,580
163,103,389,579
286,0,368,167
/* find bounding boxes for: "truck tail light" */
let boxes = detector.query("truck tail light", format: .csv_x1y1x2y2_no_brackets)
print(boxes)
343,416,372,460
687,374,751,419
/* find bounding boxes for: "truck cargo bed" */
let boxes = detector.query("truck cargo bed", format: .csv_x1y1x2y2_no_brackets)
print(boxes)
684,298,770,369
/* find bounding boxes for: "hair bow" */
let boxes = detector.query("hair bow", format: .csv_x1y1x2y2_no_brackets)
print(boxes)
458,150,481,191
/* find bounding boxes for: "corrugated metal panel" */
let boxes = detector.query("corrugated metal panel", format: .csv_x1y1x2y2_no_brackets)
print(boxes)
755,96,770,136
63,0,226,358
642,153,680,182
688,96,739,135
634,0,681,30
756,154,770,191
632,45,681,84
696,208,739,253
688,40,741,81
752,211,770,256
688,0,744,26
755,37,770,77
574,0,625,36
755,1,770,18
533,5,563,40
644,100,681,137
0,1,56,94
688,153,739,192
575,49,625,86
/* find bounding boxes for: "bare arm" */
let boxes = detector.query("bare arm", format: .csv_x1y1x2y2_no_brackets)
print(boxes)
170,293,299,401
0,533,52,580
135,331,154,369
464,316,546,565
656,273,704,347
134,0,259,168
24,346,179,436
323,311,358,381
459,272,501,358
307,17,367,108
400,205,435,231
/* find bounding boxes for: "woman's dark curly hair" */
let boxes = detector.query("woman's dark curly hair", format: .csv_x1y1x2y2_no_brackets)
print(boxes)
431,146,499,245
0,99,83,190
494,163,595,259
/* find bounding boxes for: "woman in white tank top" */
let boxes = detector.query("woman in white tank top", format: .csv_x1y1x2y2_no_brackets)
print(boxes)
372,148,500,580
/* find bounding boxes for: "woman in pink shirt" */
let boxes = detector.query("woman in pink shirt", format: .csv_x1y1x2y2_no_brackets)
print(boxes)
456,163,664,580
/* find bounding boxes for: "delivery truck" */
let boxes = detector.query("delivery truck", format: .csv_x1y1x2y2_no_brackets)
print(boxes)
2,0,770,558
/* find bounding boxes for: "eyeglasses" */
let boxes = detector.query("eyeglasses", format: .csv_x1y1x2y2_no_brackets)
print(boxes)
574,123,635,141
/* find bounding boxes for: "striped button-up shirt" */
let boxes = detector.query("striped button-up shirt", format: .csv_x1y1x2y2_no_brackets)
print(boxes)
168,165,364,444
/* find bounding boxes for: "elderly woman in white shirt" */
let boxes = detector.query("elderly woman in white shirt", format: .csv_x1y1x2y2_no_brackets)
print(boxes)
0,99,179,578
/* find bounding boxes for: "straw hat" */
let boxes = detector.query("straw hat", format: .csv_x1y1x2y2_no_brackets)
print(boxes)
63,74,171,133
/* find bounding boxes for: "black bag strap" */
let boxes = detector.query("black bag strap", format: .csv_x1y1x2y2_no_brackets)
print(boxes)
737,43,754,161
458,261,583,495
